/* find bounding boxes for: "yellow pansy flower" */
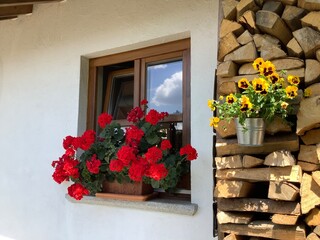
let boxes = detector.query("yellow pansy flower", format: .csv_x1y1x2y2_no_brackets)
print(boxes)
252,77,269,94
260,61,275,77
209,117,220,128
252,58,264,71
287,75,300,85
240,96,253,112
281,102,288,109
304,88,312,98
226,94,237,104
285,85,298,98
207,99,215,111
238,78,250,89
268,72,280,84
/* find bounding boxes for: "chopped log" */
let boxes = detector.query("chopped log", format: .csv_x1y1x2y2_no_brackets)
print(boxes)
298,145,320,164
264,150,296,167
256,10,293,45
217,198,301,215
238,63,258,75
298,161,320,172
218,74,257,83
287,37,304,58
217,211,254,224
271,214,299,225
237,30,253,45
305,59,320,87
293,27,320,59
283,68,305,80
222,0,238,20
215,155,243,170
253,33,281,51
220,19,245,38
282,0,297,5
298,0,320,11
215,119,237,138
214,180,253,198
307,233,320,240
301,128,320,145
238,10,259,34
265,116,292,135
306,208,320,226
281,5,307,31
217,61,238,77
220,221,306,239
301,11,320,32
224,233,246,240
215,133,299,157
312,171,320,187
217,80,239,95
313,225,320,236
300,173,320,214
236,0,260,20
218,32,241,61
242,155,264,168
308,83,320,97
260,39,287,60
297,96,320,135
224,41,258,63
268,181,299,201
317,49,320,62
262,1,284,16
216,165,302,183
271,57,305,70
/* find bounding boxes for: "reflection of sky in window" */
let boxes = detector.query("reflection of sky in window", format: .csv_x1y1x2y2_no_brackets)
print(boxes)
147,60,182,114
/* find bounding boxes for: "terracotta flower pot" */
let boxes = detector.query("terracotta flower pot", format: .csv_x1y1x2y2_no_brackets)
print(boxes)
102,180,154,195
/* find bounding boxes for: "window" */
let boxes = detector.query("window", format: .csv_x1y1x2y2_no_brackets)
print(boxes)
87,39,191,193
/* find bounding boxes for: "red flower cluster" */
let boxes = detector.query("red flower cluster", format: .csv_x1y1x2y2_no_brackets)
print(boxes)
127,107,144,123
145,109,168,125
180,144,198,161
52,155,79,184
160,140,172,151
86,154,101,174
98,113,113,128
70,130,96,151
145,146,163,164
68,183,89,200
125,125,144,148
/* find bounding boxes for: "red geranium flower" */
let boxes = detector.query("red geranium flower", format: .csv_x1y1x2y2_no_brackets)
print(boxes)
145,109,161,125
160,140,172,151
63,135,75,150
109,159,125,172
98,113,113,128
86,154,101,174
117,146,137,166
125,125,144,148
140,99,148,105
146,163,168,181
145,146,163,163
180,144,198,161
80,130,96,150
127,107,144,123
128,162,146,182
68,183,89,200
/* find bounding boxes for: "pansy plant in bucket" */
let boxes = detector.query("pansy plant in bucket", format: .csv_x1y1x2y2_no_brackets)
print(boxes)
52,100,198,200
208,58,300,144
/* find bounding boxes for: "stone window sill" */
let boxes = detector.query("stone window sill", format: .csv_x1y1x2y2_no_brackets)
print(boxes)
66,195,198,216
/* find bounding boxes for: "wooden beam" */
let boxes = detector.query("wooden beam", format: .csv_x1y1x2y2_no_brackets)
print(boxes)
0,5,32,17
0,0,62,7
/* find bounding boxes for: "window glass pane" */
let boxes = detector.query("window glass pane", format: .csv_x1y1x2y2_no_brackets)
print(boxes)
146,60,183,114
108,73,134,120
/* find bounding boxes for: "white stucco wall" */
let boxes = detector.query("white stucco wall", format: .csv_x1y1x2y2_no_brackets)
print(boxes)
0,0,218,240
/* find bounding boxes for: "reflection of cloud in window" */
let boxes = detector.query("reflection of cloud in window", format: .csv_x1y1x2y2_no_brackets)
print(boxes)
151,71,182,106
149,64,168,70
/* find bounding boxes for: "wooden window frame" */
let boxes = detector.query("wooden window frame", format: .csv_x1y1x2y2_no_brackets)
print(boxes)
87,38,190,145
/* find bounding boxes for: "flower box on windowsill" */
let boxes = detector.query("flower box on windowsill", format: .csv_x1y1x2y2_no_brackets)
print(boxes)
95,180,158,201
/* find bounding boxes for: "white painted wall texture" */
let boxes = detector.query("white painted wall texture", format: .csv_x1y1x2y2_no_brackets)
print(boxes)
0,0,218,239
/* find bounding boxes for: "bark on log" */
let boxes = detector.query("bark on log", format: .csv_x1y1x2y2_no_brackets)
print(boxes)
305,59,320,87
237,30,253,45
220,19,245,38
293,27,320,59
281,5,307,31
224,41,258,63
222,0,238,20
297,96,320,135
287,37,304,58
217,61,239,77
219,32,241,61
298,0,320,11
301,11,320,32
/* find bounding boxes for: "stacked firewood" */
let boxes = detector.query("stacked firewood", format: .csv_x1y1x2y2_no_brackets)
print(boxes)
214,0,320,239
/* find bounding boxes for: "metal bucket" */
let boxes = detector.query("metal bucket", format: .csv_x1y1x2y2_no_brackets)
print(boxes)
235,118,265,146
